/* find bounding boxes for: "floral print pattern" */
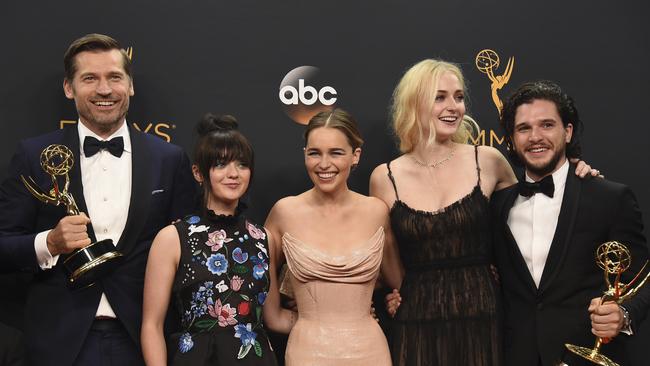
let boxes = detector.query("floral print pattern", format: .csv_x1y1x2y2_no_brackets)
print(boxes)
246,221,266,240
206,253,228,275
206,229,233,251
174,214,271,360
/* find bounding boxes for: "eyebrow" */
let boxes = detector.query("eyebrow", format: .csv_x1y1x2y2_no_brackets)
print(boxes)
305,147,347,152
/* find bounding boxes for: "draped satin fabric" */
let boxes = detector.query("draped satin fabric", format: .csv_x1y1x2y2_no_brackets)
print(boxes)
282,227,391,366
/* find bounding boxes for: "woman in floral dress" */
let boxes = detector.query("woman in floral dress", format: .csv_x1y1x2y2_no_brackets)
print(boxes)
142,114,292,365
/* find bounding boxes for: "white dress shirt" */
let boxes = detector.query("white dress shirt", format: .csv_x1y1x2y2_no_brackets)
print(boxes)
34,120,132,318
507,159,569,287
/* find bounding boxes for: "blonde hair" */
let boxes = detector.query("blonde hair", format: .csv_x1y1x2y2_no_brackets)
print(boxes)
391,59,479,153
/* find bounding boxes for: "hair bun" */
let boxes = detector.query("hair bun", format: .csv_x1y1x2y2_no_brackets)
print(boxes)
197,113,239,136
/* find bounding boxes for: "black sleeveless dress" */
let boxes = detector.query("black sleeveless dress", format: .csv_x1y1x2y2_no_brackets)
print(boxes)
170,211,278,366
388,146,501,366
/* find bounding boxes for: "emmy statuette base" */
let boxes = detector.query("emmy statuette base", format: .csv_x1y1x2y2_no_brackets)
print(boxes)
63,239,123,289
565,343,620,366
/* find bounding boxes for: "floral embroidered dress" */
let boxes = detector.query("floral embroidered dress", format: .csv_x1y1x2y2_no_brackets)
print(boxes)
171,210,277,366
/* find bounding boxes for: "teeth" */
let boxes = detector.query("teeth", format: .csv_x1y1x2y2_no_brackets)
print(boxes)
317,172,336,179
529,147,547,153
94,101,115,106
440,116,457,122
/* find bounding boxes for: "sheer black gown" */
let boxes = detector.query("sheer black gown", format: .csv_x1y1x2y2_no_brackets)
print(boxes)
388,146,501,366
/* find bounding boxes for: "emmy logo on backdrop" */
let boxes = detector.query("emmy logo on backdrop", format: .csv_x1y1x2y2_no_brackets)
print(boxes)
475,49,514,114
564,241,650,366
21,144,123,289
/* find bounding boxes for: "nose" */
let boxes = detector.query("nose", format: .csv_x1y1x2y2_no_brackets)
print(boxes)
445,98,459,112
225,162,239,177
96,77,112,95
528,126,542,142
318,155,331,168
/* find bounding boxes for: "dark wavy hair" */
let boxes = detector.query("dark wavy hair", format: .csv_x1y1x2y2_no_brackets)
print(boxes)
193,113,254,208
500,80,583,166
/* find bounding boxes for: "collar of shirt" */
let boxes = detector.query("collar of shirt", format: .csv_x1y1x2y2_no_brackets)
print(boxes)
77,120,132,158
523,158,569,198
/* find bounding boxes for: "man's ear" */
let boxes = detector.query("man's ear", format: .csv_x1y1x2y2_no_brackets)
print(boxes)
63,79,74,100
565,123,573,143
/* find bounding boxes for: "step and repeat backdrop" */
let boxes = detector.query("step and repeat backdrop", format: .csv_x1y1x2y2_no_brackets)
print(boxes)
2,0,649,363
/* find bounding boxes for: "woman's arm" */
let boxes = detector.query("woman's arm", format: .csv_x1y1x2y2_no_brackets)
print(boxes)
369,165,404,290
379,206,404,290
488,147,518,192
141,225,181,366
262,203,297,334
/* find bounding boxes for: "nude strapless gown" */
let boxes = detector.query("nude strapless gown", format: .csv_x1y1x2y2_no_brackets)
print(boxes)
282,227,391,366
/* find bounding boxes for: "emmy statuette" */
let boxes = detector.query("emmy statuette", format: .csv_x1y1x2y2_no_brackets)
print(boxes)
21,144,123,288
564,241,650,366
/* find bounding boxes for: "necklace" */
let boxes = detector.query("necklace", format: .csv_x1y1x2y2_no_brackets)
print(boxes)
411,146,456,168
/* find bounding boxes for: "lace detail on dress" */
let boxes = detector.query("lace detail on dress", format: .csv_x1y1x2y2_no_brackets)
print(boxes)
387,145,501,366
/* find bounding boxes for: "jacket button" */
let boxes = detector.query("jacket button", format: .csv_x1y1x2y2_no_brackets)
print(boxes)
537,302,544,310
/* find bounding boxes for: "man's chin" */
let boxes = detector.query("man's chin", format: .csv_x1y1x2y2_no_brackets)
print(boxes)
526,163,556,179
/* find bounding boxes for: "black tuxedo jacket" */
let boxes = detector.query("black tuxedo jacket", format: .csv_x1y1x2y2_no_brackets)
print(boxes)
0,125,197,366
491,165,649,366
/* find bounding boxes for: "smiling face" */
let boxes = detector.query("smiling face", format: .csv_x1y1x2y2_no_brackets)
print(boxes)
193,160,251,211
63,49,134,138
512,99,573,181
421,71,466,141
304,127,360,193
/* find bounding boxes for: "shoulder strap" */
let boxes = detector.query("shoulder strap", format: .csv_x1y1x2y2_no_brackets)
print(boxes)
474,145,482,186
386,161,400,201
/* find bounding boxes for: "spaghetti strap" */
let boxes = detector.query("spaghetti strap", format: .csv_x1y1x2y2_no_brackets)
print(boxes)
474,145,482,186
386,161,400,201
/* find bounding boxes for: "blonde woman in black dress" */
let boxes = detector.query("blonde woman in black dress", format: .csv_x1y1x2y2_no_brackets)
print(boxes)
371,60,593,365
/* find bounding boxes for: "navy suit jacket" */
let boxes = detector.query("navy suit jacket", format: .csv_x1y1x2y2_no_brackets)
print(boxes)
491,164,650,366
0,125,197,366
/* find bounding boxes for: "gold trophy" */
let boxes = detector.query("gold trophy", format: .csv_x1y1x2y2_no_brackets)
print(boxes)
21,144,123,288
475,49,514,114
565,241,650,366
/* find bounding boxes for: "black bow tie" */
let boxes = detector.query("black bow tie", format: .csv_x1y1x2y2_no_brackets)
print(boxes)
83,136,124,158
518,174,554,198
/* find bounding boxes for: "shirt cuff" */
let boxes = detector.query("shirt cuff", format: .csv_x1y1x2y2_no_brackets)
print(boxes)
620,305,633,336
34,230,60,270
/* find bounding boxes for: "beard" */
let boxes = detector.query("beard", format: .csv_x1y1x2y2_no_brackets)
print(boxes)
516,144,567,180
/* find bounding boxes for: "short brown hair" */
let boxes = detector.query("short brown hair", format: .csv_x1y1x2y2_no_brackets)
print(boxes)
63,33,132,81
304,108,364,150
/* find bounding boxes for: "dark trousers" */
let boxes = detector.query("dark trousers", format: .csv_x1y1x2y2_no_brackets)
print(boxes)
0,322,24,366
72,319,143,366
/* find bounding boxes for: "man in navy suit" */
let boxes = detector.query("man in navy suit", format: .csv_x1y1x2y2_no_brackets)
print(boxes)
491,80,649,366
0,33,196,365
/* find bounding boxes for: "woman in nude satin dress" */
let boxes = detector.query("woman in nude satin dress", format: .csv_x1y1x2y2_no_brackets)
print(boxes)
263,108,403,366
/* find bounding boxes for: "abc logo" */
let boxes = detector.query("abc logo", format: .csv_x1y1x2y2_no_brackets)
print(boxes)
279,79,337,106
279,66,338,125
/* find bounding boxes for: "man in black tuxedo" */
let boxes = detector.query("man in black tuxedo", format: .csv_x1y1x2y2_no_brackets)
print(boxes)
491,80,649,366
0,34,196,365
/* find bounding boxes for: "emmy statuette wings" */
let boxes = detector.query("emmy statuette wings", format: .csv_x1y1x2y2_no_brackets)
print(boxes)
21,144,123,288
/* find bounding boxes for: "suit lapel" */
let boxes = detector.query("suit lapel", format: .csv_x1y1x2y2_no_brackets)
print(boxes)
62,126,97,242
115,126,151,254
500,186,538,292
537,165,581,294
